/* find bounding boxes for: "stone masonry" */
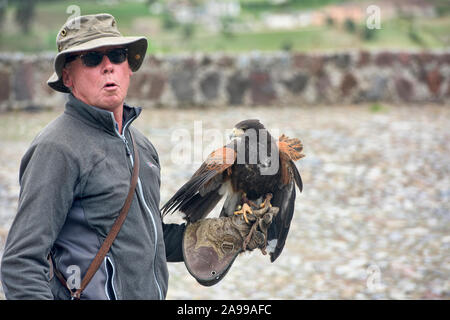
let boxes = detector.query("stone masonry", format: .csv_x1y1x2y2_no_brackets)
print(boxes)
0,50,449,112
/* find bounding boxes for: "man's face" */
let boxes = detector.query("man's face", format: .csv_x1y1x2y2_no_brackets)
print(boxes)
62,46,133,111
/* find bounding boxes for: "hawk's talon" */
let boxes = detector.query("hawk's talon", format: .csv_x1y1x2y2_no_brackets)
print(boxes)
234,203,253,224
241,193,258,211
259,193,273,210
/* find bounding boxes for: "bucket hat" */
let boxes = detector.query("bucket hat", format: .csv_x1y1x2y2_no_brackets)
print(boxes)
47,13,148,93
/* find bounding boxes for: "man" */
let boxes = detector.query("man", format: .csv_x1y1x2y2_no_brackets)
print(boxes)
0,14,269,300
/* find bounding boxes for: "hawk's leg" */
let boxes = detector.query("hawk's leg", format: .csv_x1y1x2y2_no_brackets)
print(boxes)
257,193,274,254
242,219,259,251
233,203,252,224
259,193,273,209
234,193,256,224
241,194,275,253
242,193,258,209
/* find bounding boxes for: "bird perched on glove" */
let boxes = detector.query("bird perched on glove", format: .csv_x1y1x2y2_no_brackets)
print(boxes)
162,119,304,263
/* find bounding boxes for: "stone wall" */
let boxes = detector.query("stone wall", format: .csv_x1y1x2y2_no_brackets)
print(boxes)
0,50,449,111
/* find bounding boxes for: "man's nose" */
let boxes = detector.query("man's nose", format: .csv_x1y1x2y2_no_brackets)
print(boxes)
101,55,114,73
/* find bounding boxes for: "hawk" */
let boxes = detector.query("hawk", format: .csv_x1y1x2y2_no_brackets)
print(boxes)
161,119,304,262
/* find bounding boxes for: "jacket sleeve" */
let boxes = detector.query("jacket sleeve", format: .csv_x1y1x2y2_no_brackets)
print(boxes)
0,141,79,299
162,223,185,262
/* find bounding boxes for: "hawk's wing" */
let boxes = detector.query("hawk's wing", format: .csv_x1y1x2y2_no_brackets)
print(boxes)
268,135,304,262
161,145,237,222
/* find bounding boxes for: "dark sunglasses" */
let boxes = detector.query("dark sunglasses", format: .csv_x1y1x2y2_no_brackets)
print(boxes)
65,47,128,67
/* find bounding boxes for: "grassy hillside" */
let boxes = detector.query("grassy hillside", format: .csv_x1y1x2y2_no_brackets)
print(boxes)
0,0,448,53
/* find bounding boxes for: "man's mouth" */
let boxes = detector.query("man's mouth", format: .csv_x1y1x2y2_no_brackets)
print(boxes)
103,81,118,91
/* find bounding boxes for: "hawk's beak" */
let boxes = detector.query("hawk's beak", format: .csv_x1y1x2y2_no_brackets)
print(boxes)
229,127,244,140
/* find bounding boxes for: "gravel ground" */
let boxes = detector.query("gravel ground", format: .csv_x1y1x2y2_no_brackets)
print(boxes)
0,104,449,300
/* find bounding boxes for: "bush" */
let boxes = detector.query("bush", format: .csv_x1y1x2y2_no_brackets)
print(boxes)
14,0,35,34
181,23,195,40
161,12,178,30
361,27,377,41
344,18,356,33
326,16,334,27
281,39,293,52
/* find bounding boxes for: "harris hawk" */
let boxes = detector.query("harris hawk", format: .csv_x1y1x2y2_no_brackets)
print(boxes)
161,119,304,262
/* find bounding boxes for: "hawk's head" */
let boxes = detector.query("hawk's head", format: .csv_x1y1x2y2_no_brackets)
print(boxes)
229,119,266,140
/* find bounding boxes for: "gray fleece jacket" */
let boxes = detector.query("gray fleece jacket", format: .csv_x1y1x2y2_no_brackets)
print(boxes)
0,94,185,300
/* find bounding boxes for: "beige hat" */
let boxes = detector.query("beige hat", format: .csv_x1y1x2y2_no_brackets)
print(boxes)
47,13,148,93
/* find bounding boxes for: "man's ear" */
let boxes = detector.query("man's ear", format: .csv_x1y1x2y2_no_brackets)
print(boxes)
62,67,73,89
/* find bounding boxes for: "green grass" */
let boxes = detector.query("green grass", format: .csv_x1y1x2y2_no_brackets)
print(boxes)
152,18,449,54
35,0,151,27
240,0,350,16
369,103,389,113
0,0,153,52
0,0,448,53
153,27,340,53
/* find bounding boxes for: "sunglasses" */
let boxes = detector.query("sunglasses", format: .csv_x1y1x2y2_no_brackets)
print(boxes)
65,47,128,67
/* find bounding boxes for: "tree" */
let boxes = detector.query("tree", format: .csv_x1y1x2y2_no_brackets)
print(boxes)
326,16,334,27
361,27,377,42
13,0,36,34
0,0,7,32
161,11,178,30
220,16,235,39
344,18,356,33
181,23,195,41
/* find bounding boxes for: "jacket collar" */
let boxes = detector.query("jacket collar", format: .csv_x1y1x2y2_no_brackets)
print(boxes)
64,94,142,136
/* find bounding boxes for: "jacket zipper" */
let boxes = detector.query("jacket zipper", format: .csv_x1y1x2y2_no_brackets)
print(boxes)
114,115,163,300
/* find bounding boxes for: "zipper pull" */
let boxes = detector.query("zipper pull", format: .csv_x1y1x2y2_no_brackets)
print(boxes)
123,137,131,157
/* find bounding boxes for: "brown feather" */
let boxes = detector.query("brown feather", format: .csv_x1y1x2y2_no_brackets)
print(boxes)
161,146,236,218
278,134,304,185
194,147,236,176
277,134,304,162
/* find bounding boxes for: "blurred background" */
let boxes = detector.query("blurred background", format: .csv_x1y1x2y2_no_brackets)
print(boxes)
0,0,449,299
0,0,449,53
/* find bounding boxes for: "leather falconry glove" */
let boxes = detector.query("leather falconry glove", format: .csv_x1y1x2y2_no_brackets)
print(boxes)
182,204,279,286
